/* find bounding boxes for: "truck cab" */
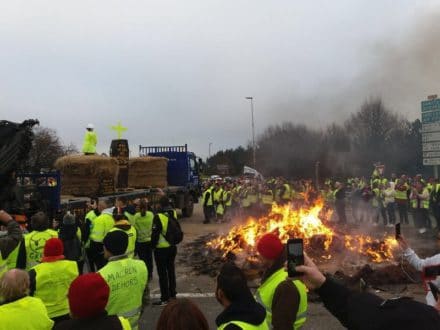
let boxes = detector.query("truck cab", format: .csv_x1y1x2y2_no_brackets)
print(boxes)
139,144,201,217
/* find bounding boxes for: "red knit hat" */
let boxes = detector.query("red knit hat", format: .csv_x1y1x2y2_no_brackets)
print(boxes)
256,233,284,260
42,238,65,262
68,273,110,319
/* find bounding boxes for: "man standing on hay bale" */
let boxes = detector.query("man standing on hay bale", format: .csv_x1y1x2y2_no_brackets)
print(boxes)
82,123,97,155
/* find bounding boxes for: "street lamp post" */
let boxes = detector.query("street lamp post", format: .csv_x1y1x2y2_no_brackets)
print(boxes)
245,96,256,168
208,142,212,159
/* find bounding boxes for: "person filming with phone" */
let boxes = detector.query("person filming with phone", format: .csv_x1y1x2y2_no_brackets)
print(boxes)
293,253,440,329
397,235,440,307
255,233,308,330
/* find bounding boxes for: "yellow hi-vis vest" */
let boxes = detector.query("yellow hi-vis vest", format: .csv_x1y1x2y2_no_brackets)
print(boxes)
224,191,232,207
241,189,251,208
99,257,148,330
0,296,54,330
203,188,214,206
32,260,79,318
395,186,408,200
84,209,99,248
6,244,20,271
214,189,224,203
261,190,274,205
218,320,269,330
119,317,132,330
0,252,7,277
411,189,430,209
24,229,58,270
90,213,114,243
255,269,308,330
134,211,154,243
82,131,97,154
124,211,136,226
282,184,292,200
110,224,137,258
156,213,171,248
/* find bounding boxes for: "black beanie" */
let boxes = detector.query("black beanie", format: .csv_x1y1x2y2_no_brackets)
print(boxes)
103,231,128,256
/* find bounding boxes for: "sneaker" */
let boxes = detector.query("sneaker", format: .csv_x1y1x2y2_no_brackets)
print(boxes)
152,300,168,306
419,228,427,234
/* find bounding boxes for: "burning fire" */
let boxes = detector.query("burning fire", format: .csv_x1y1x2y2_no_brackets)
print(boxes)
207,199,398,263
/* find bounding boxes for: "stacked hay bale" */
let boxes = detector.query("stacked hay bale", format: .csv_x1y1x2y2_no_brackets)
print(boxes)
128,157,168,188
55,155,119,196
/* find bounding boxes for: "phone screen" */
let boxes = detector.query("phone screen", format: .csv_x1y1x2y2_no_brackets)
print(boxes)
288,242,303,256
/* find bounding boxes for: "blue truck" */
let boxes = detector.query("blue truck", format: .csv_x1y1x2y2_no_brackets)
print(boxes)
139,144,201,217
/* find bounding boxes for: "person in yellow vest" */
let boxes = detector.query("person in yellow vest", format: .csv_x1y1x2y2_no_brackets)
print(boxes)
255,233,307,329
223,185,233,222
247,184,259,217
82,123,97,155
0,210,22,276
240,184,251,217
134,199,154,280
410,182,430,234
213,183,225,222
116,196,136,225
279,181,292,205
109,212,137,258
0,269,53,330
215,263,268,330
202,183,215,224
151,196,178,306
29,238,79,324
99,231,148,330
395,177,409,225
89,199,115,270
16,212,58,270
54,273,131,330
260,185,274,215
83,198,100,272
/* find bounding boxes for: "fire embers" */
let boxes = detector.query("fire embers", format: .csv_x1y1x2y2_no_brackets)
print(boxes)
207,200,398,264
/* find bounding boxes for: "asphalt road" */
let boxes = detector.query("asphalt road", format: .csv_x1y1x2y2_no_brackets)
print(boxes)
139,204,433,330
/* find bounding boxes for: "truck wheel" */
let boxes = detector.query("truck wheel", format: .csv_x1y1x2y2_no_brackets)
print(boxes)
182,196,194,217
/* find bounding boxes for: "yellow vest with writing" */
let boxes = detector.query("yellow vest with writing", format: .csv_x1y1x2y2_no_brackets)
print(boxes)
32,260,79,318
99,257,148,330
24,229,58,270
0,296,54,330
255,269,307,330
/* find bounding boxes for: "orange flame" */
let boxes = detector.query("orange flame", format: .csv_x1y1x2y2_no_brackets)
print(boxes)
207,199,398,263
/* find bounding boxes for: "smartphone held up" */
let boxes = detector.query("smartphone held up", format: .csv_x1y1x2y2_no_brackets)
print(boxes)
287,238,304,277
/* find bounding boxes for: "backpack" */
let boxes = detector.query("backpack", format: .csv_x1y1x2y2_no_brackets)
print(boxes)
163,211,184,245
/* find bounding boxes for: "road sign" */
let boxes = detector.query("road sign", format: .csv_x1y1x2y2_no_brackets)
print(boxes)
422,110,440,123
422,122,440,133
424,151,440,158
423,158,440,166
423,142,440,152
422,132,440,142
422,99,440,112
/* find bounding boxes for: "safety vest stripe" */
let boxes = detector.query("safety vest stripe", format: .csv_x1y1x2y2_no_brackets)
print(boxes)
120,306,141,318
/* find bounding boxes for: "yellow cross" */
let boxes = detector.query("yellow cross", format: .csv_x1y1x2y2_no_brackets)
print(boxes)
111,121,127,139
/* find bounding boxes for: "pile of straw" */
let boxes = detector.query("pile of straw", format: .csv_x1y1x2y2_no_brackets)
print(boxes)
55,155,118,196
128,156,168,188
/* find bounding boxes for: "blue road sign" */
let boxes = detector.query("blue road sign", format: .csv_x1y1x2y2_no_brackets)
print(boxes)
422,110,440,123
422,99,440,112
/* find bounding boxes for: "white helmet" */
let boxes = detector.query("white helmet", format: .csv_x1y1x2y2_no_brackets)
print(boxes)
86,123,94,129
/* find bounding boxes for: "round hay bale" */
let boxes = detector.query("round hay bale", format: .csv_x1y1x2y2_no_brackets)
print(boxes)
55,155,119,196
128,156,168,188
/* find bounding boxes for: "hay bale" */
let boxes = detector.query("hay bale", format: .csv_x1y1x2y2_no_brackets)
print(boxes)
128,157,168,188
55,155,118,196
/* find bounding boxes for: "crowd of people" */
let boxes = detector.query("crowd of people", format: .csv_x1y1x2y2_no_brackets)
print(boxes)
3,168,440,329
201,170,440,237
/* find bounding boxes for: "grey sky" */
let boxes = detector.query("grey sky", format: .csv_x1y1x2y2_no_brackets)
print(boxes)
1,1,439,159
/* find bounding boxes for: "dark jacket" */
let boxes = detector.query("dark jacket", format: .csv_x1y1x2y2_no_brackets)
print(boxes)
0,219,22,260
216,298,267,330
54,313,125,330
59,223,82,262
317,277,440,330
260,248,301,330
